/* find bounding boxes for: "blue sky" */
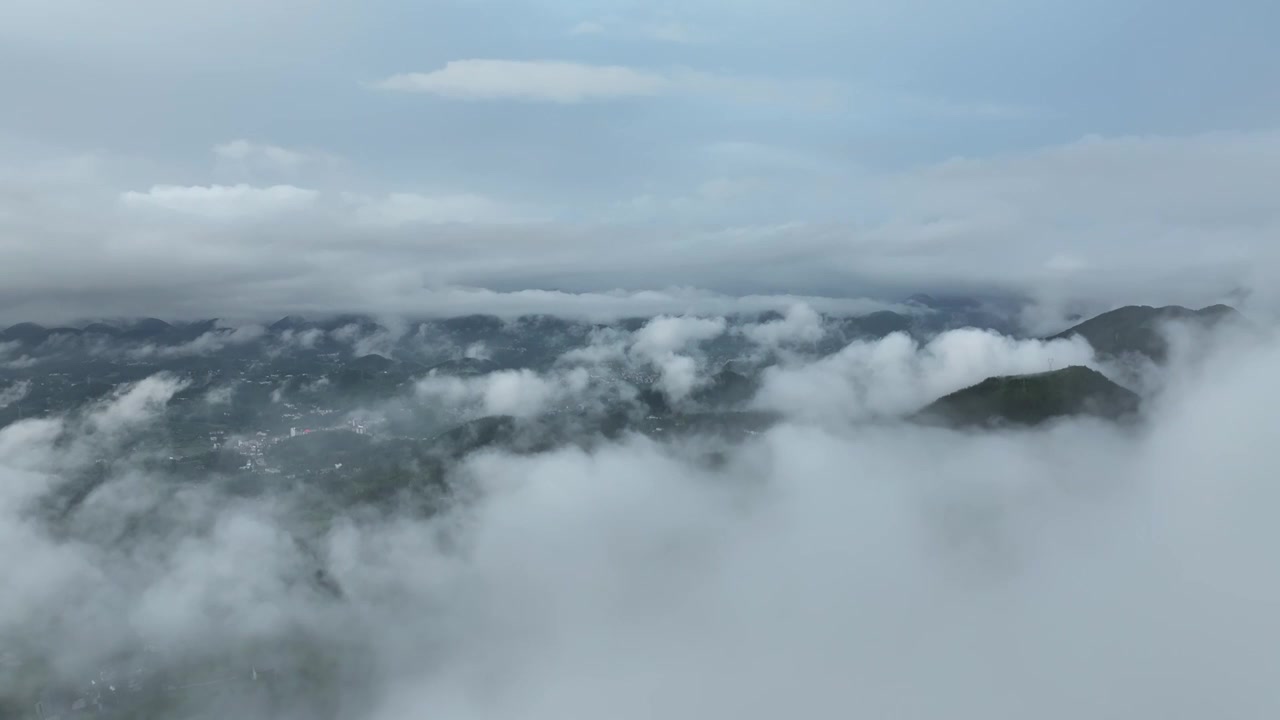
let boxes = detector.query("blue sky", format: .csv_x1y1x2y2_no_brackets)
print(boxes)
0,0,1277,322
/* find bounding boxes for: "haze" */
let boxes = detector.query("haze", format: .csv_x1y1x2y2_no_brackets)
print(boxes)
2,2,1278,719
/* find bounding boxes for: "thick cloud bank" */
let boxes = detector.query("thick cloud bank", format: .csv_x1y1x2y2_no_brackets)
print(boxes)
1,322,1277,718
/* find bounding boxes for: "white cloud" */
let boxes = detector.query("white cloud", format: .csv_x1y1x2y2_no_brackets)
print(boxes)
655,353,702,400
754,329,1098,424
482,370,559,417
1,355,39,370
631,315,727,400
375,60,669,103
119,183,534,229
366,331,1280,719
192,324,265,350
278,327,324,350
417,367,592,419
0,381,30,409
331,323,397,358
86,374,189,435
631,315,726,359
213,140,310,170
558,327,630,365
120,184,318,219
127,324,266,360
559,314,742,403
741,303,825,348
2,325,1280,717
0,417,63,477
373,60,830,107
348,192,541,226
204,385,234,405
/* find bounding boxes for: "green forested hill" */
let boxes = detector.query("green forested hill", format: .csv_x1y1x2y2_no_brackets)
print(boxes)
916,366,1140,427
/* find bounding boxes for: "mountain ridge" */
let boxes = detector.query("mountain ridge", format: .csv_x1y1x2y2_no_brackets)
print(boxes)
1048,304,1243,361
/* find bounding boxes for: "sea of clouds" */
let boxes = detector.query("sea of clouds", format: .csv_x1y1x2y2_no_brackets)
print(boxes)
1,312,1275,718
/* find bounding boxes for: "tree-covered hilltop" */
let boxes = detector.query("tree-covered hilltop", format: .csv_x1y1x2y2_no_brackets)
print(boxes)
915,366,1140,427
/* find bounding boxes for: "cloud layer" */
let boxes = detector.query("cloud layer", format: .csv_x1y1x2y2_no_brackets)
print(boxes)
2,0,1278,713
2,0,1277,322
1,319,1277,718
3,128,1277,324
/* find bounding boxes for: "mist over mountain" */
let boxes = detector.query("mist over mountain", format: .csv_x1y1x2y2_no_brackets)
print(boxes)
1047,304,1246,362
1,297,1274,719
6,0,1280,715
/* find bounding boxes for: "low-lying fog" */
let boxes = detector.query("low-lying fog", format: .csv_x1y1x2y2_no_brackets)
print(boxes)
2,317,1275,719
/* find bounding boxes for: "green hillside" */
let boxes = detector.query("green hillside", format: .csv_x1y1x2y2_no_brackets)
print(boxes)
915,366,1140,427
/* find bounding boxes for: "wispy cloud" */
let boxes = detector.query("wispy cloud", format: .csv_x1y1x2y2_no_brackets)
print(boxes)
119,184,319,219
345,192,547,226
373,59,838,108
213,140,311,170
212,140,338,177
375,60,669,103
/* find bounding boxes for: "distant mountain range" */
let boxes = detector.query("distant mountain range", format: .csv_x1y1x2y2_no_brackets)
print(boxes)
0,302,1251,435
1047,304,1244,362
0,294,1036,353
